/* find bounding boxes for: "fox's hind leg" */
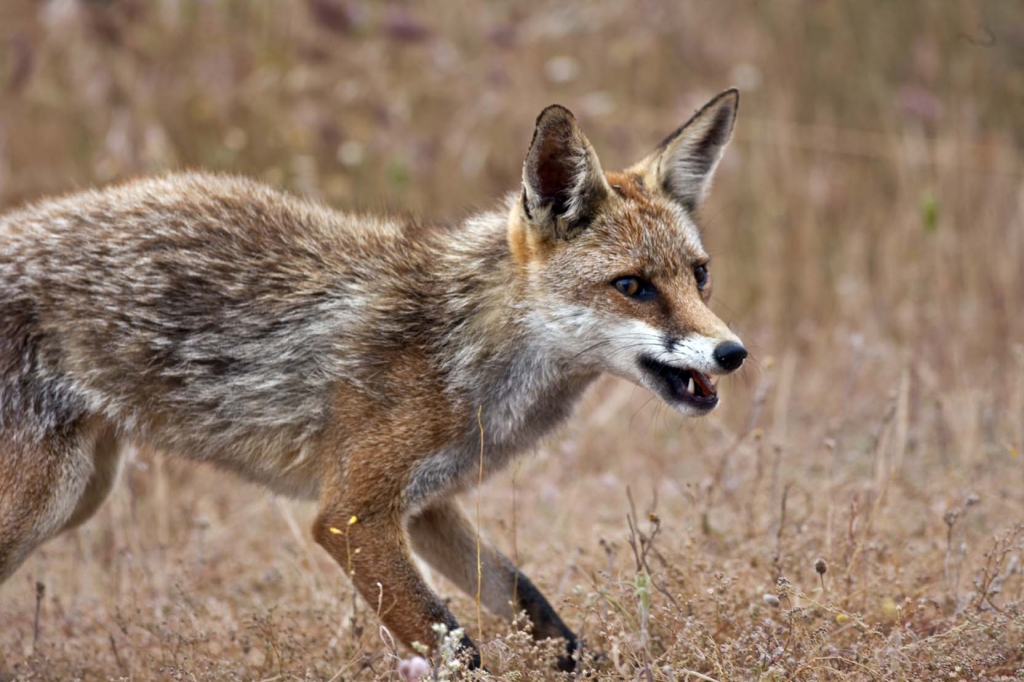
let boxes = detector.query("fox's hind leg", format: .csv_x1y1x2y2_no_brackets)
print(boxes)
408,500,581,671
0,420,111,584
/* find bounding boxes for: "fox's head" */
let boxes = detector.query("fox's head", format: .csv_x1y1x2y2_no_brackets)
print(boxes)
509,89,746,416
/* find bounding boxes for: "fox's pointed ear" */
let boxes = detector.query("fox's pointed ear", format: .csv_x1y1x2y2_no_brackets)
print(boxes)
633,88,739,214
521,105,609,239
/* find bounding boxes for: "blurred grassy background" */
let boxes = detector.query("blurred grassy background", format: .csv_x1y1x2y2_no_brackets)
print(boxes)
1,1,1023,680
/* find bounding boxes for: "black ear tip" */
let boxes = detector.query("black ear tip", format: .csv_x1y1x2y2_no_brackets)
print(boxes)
717,88,740,110
705,89,739,132
535,104,577,127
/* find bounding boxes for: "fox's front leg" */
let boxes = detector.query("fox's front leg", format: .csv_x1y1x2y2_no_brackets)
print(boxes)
408,500,580,671
312,471,481,668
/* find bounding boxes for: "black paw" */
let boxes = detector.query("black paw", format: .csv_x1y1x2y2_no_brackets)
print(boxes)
458,633,483,670
556,638,607,673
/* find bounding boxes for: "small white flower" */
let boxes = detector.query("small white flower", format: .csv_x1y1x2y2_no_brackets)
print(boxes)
397,656,430,682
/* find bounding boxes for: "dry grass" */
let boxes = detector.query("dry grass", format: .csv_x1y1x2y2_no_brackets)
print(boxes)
1,1,1023,679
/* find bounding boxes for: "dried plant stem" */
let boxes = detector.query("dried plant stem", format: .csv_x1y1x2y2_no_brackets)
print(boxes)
32,580,44,655
475,406,485,662
824,436,836,557
892,364,911,473
273,497,326,593
109,632,127,676
771,351,797,448
846,394,899,576
154,450,170,547
709,362,774,508
675,670,721,682
510,462,520,628
773,484,791,578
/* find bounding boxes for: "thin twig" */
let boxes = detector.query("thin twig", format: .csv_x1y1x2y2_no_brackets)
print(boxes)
32,581,44,655
109,633,128,677
676,670,721,682
475,406,485,663
510,462,520,629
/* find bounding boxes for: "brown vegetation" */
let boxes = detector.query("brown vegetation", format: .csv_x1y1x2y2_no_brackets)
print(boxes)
1,1,1023,679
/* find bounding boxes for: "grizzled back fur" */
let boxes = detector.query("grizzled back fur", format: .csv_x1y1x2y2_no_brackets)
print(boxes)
1,175,472,488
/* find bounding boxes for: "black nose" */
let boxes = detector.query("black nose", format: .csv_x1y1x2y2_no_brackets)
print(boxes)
714,342,747,372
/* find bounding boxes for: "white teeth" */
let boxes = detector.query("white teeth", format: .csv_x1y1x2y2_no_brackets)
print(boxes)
687,377,695,394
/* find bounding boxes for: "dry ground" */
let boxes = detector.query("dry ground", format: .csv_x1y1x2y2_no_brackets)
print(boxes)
1,1,1023,680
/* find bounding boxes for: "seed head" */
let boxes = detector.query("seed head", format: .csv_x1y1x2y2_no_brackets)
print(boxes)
815,557,828,575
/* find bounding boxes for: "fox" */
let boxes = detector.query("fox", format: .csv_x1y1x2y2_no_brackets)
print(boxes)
0,89,746,670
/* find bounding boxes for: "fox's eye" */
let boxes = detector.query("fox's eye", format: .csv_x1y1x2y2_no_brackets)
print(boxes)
612,276,657,301
694,264,709,291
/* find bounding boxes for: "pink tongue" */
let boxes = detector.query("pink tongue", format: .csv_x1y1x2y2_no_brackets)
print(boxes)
692,372,716,396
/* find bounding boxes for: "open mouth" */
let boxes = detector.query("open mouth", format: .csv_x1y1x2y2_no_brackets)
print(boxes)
638,355,719,410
